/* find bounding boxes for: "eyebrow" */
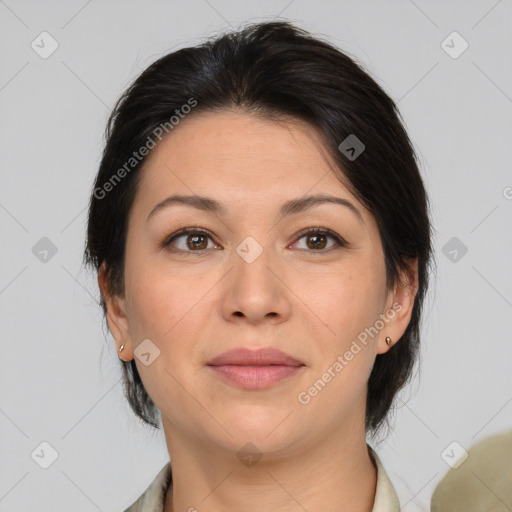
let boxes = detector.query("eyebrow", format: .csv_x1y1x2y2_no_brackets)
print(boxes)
146,193,363,223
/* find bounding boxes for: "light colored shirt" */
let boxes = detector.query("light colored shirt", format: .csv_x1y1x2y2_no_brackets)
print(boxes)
431,430,512,511
123,444,400,511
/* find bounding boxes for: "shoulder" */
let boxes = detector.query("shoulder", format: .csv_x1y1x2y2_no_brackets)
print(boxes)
123,462,172,512
368,445,401,512
431,431,512,511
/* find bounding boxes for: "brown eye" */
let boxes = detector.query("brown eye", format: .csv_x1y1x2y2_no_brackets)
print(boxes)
306,233,328,250
293,228,346,252
185,233,208,250
163,226,346,255
163,228,217,255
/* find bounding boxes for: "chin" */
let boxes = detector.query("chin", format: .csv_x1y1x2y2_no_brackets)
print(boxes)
212,406,301,448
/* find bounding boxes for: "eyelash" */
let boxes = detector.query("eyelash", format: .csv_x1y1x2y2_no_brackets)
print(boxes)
162,226,347,256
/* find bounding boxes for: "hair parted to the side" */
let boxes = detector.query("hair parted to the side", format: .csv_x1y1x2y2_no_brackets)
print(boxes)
83,21,433,439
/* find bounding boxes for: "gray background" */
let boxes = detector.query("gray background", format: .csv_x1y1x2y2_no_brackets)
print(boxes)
1,1,511,510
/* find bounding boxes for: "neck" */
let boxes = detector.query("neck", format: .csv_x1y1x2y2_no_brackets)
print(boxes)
162,421,377,512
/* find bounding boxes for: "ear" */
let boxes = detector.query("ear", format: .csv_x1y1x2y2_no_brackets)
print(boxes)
377,258,419,355
98,261,134,361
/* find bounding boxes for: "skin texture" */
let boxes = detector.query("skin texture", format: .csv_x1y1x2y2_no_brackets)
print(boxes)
99,110,418,512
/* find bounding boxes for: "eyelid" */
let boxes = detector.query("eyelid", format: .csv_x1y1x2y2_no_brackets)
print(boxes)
291,227,348,248
162,226,219,251
162,226,347,253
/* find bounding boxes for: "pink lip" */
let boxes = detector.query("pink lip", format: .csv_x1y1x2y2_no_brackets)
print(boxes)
207,347,304,366
207,348,305,390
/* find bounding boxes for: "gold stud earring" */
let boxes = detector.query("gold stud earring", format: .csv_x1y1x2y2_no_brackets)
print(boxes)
118,344,125,353
385,336,392,346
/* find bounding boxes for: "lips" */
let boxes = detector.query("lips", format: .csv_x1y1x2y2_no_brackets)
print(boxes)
206,347,304,367
206,347,305,390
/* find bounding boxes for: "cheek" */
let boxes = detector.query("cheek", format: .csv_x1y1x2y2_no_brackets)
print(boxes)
124,248,192,336
297,271,383,415
124,258,214,377
124,263,205,414
306,261,386,403
310,261,386,340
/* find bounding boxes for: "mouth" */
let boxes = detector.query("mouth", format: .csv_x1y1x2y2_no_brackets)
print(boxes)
206,347,305,390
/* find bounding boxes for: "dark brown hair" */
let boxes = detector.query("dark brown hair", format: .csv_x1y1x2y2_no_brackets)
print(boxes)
83,21,433,439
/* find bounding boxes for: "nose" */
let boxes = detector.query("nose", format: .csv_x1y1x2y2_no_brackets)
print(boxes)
220,240,292,326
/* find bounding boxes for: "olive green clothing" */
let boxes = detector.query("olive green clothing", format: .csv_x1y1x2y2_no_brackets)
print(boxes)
431,430,512,512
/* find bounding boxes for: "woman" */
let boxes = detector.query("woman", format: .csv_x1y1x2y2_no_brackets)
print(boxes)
84,21,433,512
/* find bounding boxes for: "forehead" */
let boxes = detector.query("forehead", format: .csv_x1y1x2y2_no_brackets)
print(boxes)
154,109,326,154
133,110,371,224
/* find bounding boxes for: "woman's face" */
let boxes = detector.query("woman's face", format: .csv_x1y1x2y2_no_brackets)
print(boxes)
102,110,416,456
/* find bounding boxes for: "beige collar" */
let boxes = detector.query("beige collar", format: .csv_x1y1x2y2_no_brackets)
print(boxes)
124,444,400,511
